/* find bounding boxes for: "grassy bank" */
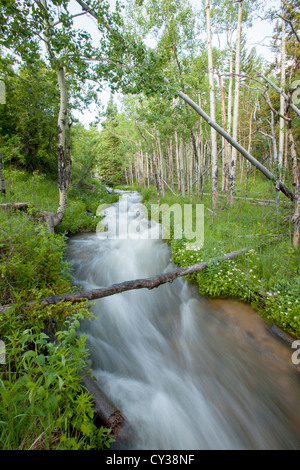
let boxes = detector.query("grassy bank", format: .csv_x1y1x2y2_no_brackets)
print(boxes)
139,176,300,338
0,168,118,450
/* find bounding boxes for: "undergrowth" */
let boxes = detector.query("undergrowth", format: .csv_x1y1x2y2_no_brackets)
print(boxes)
0,168,118,450
142,177,300,338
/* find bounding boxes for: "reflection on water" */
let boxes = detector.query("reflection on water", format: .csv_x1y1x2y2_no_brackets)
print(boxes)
67,191,300,450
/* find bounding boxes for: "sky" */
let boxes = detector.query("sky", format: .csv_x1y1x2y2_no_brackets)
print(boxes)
70,0,281,128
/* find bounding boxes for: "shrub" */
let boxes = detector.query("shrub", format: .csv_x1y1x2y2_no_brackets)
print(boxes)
0,311,114,450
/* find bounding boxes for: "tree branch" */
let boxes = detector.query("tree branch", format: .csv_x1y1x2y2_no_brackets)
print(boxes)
75,0,114,34
256,70,300,117
52,9,94,27
276,14,300,44
172,85,294,202
0,248,248,314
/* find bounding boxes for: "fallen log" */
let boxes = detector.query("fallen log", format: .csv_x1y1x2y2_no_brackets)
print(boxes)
173,86,294,203
0,202,29,210
0,248,248,314
80,370,133,445
0,203,56,233
201,193,277,204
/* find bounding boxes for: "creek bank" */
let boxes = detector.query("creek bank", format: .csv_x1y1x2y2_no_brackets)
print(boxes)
66,190,300,449
139,188,300,342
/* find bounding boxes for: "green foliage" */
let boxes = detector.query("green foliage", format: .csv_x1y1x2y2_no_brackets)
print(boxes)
1,167,119,237
146,183,300,337
0,313,114,450
96,99,138,183
71,124,102,186
0,168,119,449
0,216,70,305
0,60,59,174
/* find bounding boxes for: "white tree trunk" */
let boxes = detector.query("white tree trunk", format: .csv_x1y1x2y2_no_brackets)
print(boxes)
53,66,72,227
229,0,243,205
217,69,228,192
0,154,5,196
205,0,218,210
278,0,286,169
179,138,185,198
40,0,71,230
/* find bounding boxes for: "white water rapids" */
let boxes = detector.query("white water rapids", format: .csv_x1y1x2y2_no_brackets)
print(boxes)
67,190,300,450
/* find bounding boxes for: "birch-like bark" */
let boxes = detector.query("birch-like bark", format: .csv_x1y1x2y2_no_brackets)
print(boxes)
179,138,185,198
227,26,234,188
216,69,228,192
175,89,294,202
0,154,5,196
156,131,165,198
278,0,286,169
230,0,243,205
40,0,71,230
288,125,300,248
286,89,300,248
134,120,160,205
205,0,218,209
53,66,72,227
168,140,174,190
270,110,278,166
175,130,181,191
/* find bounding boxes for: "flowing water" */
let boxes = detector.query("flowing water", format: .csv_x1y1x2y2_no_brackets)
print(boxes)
67,190,300,450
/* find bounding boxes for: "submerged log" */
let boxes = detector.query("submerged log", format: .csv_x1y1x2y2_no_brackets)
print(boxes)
80,370,133,445
43,328,133,445
0,248,248,314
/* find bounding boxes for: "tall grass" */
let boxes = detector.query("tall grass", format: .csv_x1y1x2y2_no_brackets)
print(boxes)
0,168,118,449
141,175,300,336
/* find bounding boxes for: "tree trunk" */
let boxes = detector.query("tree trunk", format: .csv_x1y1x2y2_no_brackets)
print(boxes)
156,131,165,198
226,26,234,197
40,0,71,232
0,154,5,196
52,66,71,228
205,0,218,210
134,121,160,204
217,70,229,193
175,89,294,202
179,137,185,198
175,130,181,191
230,0,243,205
278,0,286,169
287,121,300,248
0,248,248,314
270,110,278,165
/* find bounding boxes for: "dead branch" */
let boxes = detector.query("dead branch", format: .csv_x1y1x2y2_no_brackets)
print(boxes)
0,248,248,314
0,202,29,210
256,71,300,117
173,87,294,202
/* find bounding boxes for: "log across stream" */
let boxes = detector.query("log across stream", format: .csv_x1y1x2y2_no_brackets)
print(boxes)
66,190,300,450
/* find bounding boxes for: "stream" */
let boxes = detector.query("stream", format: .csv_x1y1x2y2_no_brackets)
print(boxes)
66,190,300,450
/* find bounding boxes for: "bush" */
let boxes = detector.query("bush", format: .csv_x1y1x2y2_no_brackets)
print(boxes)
0,168,118,450
0,311,114,450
